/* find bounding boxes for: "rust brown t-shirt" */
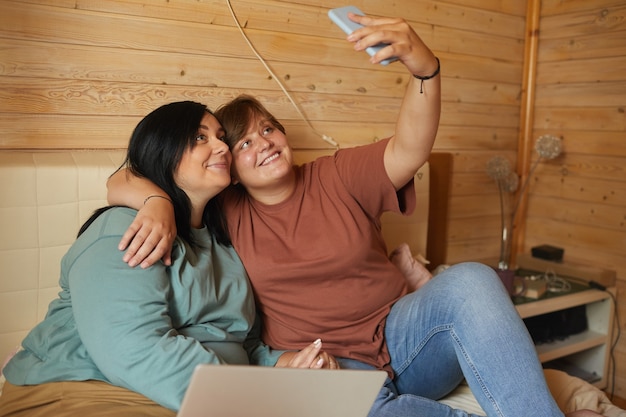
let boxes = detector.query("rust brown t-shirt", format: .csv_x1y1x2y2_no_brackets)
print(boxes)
223,138,416,375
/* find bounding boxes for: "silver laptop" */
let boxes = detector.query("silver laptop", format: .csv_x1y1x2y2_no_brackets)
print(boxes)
177,364,387,417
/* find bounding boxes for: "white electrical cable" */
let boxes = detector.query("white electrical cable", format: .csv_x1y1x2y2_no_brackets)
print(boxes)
543,269,571,293
225,0,339,148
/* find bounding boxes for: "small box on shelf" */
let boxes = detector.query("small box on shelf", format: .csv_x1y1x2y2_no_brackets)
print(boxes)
513,277,547,299
531,244,564,262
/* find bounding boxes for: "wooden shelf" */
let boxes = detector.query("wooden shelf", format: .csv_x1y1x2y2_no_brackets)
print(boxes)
513,282,615,389
534,330,607,362
515,288,610,319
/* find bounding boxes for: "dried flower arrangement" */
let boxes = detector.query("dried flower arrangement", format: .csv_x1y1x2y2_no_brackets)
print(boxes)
486,134,563,270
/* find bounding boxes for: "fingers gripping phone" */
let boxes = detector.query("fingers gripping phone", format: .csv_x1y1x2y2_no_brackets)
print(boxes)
328,6,398,66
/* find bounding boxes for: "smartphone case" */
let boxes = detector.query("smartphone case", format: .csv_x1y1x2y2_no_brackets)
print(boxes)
328,6,397,66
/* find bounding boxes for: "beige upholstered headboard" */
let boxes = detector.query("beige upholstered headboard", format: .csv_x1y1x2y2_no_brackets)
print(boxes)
0,149,450,365
0,150,126,363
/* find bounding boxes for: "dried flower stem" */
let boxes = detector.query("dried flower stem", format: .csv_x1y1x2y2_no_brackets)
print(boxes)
510,157,541,226
497,179,512,270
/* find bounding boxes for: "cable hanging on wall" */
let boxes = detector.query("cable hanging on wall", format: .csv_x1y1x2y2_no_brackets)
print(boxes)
225,0,339,149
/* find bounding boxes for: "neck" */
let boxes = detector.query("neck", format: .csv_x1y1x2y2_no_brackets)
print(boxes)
190,200,209,229
190,213,203,229
247,169,297,205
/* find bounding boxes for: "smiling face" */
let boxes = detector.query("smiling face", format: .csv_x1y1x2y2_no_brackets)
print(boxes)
229,114,295,200
174,112,232,208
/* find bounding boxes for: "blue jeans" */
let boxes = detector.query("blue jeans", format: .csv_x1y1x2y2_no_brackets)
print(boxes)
339,262,563,417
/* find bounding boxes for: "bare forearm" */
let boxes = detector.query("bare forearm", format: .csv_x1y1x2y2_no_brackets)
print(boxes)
386,69,441,188
107,168,166,209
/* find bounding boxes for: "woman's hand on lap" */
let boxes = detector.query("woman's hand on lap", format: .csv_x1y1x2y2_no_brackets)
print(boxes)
275,339,340,369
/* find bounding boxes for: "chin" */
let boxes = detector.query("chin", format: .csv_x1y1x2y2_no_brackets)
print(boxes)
209,173,231,188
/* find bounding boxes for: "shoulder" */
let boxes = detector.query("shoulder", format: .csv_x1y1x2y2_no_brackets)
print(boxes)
76,206,138,242
63,207,163,283
303,139,390,181
320,139,391,187
335,138,389,165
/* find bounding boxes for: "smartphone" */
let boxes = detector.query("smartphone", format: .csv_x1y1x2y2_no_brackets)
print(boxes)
328,6,397,66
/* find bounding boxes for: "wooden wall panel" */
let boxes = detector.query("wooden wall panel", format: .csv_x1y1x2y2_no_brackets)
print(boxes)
0,0,527,251
527,0,626,398
0,0,524,157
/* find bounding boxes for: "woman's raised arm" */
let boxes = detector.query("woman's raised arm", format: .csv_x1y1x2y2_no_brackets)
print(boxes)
344,13,441,189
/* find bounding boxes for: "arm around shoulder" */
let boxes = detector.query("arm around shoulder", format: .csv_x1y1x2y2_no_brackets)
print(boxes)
106,168,177,268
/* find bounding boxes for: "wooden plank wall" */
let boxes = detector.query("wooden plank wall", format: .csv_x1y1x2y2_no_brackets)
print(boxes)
525,0,626,399
0,0,527,260
1,0,624,399
0,0,526,252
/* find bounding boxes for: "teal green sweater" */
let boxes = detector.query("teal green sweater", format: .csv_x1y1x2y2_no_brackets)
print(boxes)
4,207,259,411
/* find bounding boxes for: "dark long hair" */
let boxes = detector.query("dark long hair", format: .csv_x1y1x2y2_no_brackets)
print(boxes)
80,101,230,246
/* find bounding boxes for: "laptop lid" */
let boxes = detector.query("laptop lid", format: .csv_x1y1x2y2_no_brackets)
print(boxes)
177,364,387,417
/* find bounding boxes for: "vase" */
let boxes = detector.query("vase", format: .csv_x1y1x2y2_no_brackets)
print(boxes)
495,268,516,295
495,188,517,295
498,216,512,271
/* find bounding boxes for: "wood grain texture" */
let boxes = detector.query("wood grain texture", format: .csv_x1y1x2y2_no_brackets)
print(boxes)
524,0,625,386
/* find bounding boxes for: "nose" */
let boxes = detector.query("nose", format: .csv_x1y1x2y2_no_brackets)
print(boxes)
257,136,272,151
213,137,229,154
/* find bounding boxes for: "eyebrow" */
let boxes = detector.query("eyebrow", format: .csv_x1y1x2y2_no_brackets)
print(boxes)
198,124,225,136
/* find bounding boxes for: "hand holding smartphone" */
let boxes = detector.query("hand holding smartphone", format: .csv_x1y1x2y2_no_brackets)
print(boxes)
328,6,398,66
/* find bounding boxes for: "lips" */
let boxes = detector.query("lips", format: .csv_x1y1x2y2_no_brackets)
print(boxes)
260,152,280,166
206,159,230,170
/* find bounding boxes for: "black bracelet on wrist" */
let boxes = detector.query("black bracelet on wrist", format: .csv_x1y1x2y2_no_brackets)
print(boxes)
413,57,440,94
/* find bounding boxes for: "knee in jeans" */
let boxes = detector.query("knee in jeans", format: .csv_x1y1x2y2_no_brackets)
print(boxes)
440,262,500,293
